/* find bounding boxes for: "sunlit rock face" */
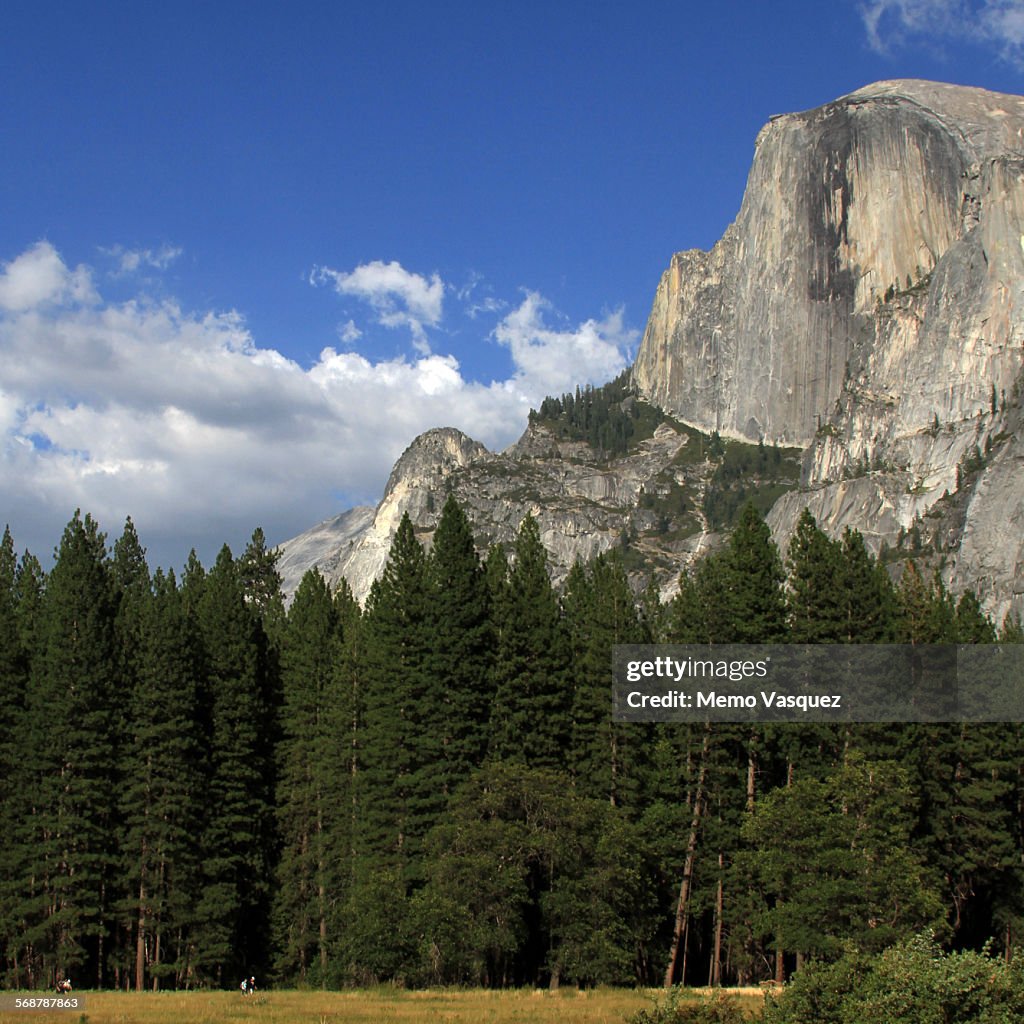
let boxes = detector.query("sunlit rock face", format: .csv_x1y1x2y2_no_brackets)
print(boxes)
634,80,1024,625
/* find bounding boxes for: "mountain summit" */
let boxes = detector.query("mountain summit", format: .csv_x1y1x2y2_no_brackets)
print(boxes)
281,80,1024,624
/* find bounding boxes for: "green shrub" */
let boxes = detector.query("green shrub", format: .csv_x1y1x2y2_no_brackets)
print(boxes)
628,988,747,1024
761,935,1024,1024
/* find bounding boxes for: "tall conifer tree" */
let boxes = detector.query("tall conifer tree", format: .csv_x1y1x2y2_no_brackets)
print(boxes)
22,512,119,986
192,545,274,984
563,553,647,808
489,515,570,770
426,495,493,791
120,569,202,990
272,568,340,985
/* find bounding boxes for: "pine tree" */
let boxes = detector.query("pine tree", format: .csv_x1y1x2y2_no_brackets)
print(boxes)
489,515,571,770
238,527,286,646
837,527,898,642
20,511,120,987
272,569,340,985
701,502,786,643
120,570,203,990
785,509,845,642
323,578,362,985
0,527,28,982
13,550,46,670
192,545,274,984
346,515,438,978
357,514,441,871
563,553,647,808
667,570,705,642
108,518,151,974
425,495,493,792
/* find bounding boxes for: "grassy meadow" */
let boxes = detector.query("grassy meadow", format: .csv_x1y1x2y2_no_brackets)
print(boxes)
0,986,767,1024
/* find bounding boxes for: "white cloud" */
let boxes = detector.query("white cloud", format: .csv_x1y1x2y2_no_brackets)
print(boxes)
0,244,635,571
859,0,1024,63
103,243,183,275
312,259,444,353
338,319,362,344
493,291,636,398
0,241,96,312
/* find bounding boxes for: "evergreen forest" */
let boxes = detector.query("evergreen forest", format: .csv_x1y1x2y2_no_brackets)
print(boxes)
0,500,1021,993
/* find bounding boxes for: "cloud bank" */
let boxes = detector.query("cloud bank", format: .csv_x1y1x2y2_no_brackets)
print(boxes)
0,243,636,569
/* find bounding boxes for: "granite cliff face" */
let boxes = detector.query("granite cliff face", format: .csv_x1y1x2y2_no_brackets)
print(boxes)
633,79,1024,625
281,81,1022,624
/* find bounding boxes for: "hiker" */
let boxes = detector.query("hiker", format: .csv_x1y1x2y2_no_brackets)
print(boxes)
240,977,249,996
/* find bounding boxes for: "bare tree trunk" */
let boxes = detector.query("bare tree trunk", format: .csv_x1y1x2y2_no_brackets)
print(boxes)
135,874,146,991
664,725,711,988
746,730,757,811
711,853,724,987
680,910,691,987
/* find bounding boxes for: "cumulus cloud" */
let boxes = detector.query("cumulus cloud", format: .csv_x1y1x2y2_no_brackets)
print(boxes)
859,0,1024,63
312,260,444,353
0,244,635,570
0,241,96,312
494,291,636,398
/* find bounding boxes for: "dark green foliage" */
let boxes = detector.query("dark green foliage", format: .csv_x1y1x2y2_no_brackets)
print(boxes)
425,494,494,791
489,515,571,769
119,569,203,990
0,500,1019,993
762,935,1024,1024
237,527,286,643
701,502,787,642
20,512,120,987
0,528,28,985
563,553,648,808
358,514,443,883
528,370,663,456
192,545,275,984
704,439,800,530
837,527,898,641
897,563,957,642
272,569,340,986
743,755,944,961
416,762,656,987
786,509,846,642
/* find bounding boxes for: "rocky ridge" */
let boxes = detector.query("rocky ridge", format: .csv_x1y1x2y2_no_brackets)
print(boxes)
279,418,723,604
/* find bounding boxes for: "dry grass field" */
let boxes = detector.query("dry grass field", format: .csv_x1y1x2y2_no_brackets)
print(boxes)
0,985,767,1024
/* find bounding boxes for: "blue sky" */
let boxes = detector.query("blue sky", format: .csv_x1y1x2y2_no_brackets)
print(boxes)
3,0,1024,571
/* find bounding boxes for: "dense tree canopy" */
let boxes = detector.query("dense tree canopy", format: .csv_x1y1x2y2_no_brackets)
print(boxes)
0,500,1019,994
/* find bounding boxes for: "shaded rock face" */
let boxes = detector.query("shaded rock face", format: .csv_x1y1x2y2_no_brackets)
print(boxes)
634,79,1024,624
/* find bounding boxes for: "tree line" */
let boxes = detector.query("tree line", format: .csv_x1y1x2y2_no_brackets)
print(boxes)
0,500,1020,991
